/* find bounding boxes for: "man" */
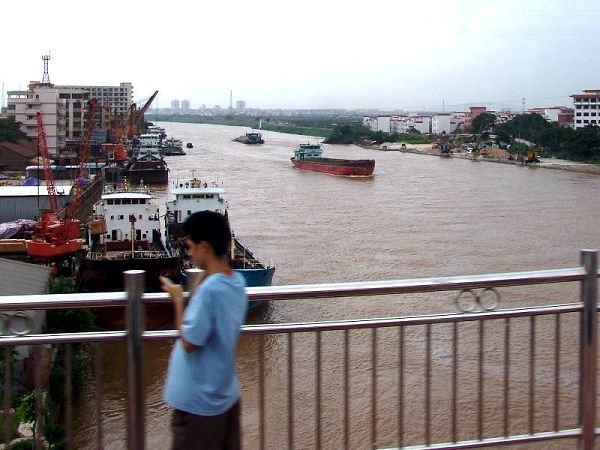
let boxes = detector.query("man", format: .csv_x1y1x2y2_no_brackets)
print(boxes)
161,210,247,450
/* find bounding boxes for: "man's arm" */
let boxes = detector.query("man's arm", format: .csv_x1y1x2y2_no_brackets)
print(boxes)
160,277,198,353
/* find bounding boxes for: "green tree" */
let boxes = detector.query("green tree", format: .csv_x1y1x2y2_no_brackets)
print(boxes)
0,117,27,142
470,113,496,134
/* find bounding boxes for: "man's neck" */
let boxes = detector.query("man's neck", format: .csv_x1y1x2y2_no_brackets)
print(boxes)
203,256,232,276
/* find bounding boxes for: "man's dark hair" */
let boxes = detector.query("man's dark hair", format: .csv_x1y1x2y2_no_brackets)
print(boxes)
183,211,231,256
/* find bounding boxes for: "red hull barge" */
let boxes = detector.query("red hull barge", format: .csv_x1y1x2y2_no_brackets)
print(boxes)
291,143,375,177
291,157,375,176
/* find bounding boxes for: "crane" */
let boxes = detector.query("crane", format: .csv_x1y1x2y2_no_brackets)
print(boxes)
108,90,158,160
26,99,98,259
35,112,59,213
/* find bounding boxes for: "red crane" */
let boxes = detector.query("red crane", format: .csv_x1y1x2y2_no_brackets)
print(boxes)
27,99,98,259
107,90,159,161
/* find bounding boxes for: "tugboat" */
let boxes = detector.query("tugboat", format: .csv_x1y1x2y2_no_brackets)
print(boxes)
125,134,169,184
291,143,375,176
163,137,186,156
233,131,265,144
166,177,275,309
80,181,180,328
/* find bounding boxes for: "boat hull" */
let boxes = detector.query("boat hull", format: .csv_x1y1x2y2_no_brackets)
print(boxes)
291,157,375,176
237,266,275,310
125,168,169,184
79,255,180,329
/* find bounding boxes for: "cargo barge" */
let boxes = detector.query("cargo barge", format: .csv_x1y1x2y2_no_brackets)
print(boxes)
291,143,375,176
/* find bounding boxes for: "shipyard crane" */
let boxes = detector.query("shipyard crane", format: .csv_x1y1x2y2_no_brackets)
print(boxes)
26,99,98,259
108,90,159,160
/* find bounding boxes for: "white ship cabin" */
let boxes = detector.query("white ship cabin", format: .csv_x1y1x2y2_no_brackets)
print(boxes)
147,126,166,136
91,189,162,245
167,179,228,224
135,134,162,159
163,138,183,147
139,134,161,148
294,143,323,159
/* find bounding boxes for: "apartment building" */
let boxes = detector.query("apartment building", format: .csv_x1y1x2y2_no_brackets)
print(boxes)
571,90,600,129
6,83,66,155
390,115,431,134
56,82,133,116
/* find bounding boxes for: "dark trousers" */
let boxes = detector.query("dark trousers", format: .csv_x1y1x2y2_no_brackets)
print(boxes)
171,401,240,450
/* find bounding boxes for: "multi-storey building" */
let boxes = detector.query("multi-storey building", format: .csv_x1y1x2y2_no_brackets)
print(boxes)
55,82,133,116
181,99,190,112
390,115,431,134
7,82,67,155
171,99,180,112
571,90,600,129
7,81,134,155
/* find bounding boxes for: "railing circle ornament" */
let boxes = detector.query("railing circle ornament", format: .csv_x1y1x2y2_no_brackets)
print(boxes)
0,312,34,336
455,288,501,313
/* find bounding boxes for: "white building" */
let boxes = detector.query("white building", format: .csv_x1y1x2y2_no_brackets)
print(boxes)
171,99,180,112
432,113,458,134
55,82,133,115
7,81,134,155
391,115,431,134
362,116,378,132
376,116,391,133
181,99,190,112
7,83,66,155
236,100,246,112
571,90,600,129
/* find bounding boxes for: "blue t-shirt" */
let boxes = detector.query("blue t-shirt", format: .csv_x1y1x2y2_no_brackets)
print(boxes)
164,272,247,416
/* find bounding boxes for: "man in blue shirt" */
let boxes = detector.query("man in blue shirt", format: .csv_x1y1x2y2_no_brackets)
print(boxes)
161,211,247,450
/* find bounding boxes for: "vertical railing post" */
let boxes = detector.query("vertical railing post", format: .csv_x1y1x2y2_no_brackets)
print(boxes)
125,270,146,450
579,249,597,450
185,268,203,295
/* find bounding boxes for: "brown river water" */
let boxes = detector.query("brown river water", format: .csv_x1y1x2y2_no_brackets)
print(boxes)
73,123,600,449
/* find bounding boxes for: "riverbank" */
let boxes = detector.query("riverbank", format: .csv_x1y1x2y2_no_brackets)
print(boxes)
367,142,600,176
151,115,331,138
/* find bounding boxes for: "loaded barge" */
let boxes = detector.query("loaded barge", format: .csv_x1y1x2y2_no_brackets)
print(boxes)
291,143,375,176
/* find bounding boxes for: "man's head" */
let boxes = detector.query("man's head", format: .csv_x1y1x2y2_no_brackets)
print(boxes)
183,211,231,267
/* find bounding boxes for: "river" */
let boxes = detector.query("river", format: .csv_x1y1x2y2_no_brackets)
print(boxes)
73,123,600,449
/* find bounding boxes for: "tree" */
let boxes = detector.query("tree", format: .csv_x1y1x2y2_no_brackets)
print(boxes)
0,117,27,142
470,113,496,134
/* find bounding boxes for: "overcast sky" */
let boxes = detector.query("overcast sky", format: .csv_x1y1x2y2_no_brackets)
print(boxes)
2,0,599,111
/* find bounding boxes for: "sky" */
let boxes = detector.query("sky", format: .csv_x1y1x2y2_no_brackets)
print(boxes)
2,0,600,111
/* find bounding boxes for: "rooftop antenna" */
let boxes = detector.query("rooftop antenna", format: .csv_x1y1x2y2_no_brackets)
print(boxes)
41,53,51,84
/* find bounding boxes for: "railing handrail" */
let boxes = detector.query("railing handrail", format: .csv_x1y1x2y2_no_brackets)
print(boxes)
0,302,583,345
0,266,590,311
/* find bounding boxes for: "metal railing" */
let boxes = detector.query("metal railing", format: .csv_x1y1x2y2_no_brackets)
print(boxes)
0,249,596,449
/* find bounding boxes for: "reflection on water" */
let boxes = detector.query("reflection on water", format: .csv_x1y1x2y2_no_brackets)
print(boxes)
73,123,600,449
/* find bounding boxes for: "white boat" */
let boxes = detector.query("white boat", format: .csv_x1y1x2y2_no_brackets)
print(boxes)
165,177,275,308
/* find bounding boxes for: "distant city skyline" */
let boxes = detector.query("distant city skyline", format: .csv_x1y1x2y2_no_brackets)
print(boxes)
2,0,599,112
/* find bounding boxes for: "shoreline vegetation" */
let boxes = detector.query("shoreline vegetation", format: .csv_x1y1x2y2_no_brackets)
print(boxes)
150,113,600,165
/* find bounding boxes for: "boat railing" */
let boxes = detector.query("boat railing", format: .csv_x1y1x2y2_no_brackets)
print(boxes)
0,250,597,449
87,250,169,260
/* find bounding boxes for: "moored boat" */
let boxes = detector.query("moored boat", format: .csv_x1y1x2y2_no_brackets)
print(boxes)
291,143,375,176
163,138,186,156
186,142,193,149
233,131,265,145
125,134,169,184
80,181,180,328
165,177,275,309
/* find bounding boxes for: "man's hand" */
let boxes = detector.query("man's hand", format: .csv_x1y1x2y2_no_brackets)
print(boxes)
160,276,183,304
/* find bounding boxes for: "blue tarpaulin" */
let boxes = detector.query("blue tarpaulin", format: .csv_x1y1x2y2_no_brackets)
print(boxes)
21,177,40,186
